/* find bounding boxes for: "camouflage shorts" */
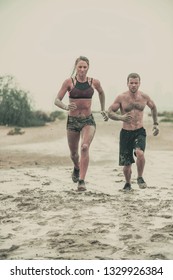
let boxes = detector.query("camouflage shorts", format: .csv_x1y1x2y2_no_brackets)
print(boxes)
67,114,96,132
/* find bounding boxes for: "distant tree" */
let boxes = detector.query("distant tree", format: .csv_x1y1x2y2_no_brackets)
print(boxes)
0,75,34,126
0,75,49,127
0,75,66,127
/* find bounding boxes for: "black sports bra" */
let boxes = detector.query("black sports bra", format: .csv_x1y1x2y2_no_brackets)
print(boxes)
68,77,94,99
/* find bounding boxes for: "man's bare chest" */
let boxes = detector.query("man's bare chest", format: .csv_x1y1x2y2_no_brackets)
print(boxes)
122,98,146,112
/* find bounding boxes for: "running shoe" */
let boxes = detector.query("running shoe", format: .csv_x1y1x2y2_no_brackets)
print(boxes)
77,179,86,191
123,182,132,191
137,177,147,189
72,168,79,183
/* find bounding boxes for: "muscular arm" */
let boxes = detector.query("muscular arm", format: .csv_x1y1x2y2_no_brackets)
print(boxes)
147,98,158,125
54,79,77,111
54,79,70,110
93,79,105,111
108,95,133,124
108,96,122,121
93,79,108,121
147,97,159,136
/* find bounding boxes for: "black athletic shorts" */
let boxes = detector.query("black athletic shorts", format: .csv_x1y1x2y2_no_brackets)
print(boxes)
119,127,146,166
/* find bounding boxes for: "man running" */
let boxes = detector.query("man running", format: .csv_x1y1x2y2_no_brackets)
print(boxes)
108,73,159,190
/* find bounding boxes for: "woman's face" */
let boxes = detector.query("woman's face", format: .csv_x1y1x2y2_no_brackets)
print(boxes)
76,60,89,78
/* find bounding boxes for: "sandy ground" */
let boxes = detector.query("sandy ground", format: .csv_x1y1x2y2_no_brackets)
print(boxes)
0,114,173,260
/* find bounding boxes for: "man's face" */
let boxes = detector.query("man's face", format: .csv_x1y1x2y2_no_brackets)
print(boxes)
127,78,140,93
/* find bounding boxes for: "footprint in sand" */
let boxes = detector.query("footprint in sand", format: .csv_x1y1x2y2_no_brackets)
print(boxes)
149,253,168,260
48,238,75,249
148,186,157,189
42,181,51,186
159,224,173,239
126,244,145,255
158,214,172,219
24,172,38,178
16,201,39,211
47,231,60,237
0,194,14,200
119,223,133,230
0,245,19,259
150,233,168,242
159,224,173,233
12,226,24,231
1,218,19,224
92,222,115,228
0,233,14,239
0,180,13,184
119,234,133,241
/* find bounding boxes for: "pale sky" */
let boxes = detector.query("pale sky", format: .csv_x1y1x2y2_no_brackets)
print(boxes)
0,0,173,111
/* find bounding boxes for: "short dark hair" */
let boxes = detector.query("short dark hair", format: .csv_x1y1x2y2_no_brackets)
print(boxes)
127,73,141,82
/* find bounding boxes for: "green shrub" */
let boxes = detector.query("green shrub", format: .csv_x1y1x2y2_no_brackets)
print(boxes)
157,111,173,123
33,110,52,122
160,118,173,123
50,110,66,121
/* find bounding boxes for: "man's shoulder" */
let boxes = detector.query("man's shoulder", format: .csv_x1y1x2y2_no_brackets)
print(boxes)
118,91,129,98
122,91,129,95
139,91,150,99
113,92,128,103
